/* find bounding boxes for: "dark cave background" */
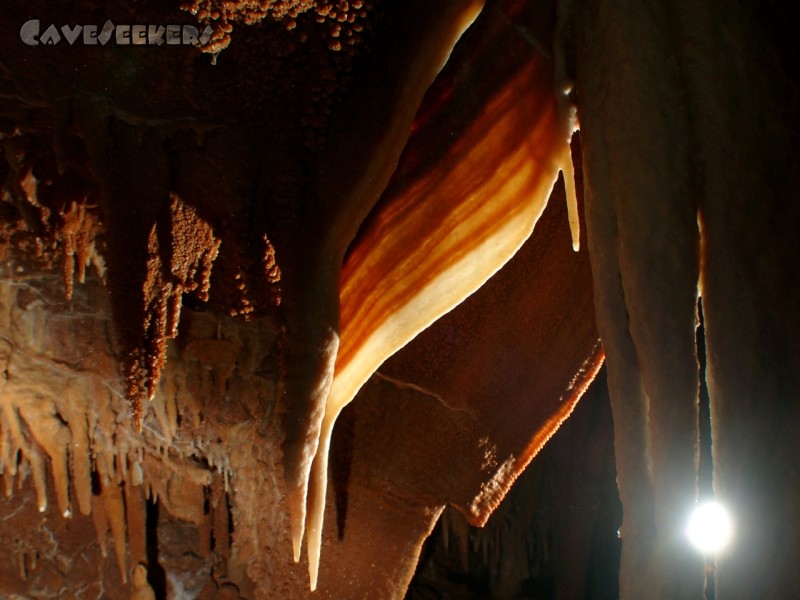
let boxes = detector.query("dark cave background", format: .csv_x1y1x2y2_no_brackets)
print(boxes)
406,367,622,600
406,318,716,600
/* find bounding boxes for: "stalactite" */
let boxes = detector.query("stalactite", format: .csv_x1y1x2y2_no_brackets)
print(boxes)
674,2,800,596
302,0,584,585
0,401,50,513
566,0,800,597
0,272,236,594
19,400,72,517
26,441,48,514
91,486,109,559
133,193,221,421
280,0,488,576
58,199,104,301
0,403,24,497
62,386,93,516
125,481,148,573
95,453,129,583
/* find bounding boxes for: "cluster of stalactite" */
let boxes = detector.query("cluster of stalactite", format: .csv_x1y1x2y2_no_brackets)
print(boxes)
0,267,289,598
1,0,597,594
2,0,796,598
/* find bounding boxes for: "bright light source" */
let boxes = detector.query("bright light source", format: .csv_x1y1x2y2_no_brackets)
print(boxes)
686,501,733,554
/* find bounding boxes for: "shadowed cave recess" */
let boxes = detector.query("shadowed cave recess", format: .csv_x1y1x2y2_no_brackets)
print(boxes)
1,0,799,598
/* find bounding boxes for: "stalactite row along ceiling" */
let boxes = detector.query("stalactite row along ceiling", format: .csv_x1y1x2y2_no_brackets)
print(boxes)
0,0,604,597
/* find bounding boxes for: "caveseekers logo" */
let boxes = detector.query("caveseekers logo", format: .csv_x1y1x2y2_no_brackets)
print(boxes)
20,19,213,47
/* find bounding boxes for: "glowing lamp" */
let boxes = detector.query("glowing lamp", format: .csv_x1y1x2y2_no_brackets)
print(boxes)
687,501,733,554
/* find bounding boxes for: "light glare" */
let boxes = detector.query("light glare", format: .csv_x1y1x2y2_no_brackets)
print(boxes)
687,501,733,554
